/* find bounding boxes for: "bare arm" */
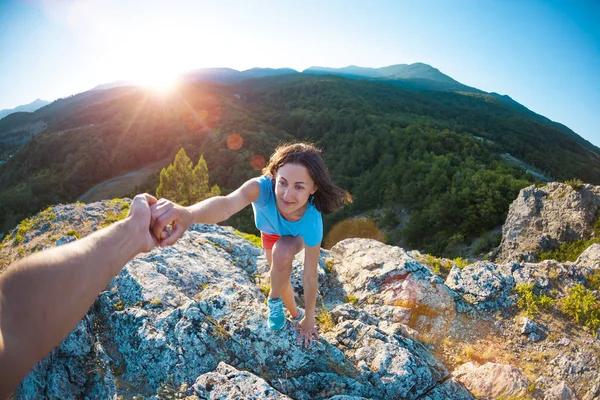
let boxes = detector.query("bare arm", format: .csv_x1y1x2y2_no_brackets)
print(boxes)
151,178,260,246
0,194,158,398
297,244,321,348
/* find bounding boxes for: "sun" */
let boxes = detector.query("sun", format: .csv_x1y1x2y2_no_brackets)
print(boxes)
136,70,179,94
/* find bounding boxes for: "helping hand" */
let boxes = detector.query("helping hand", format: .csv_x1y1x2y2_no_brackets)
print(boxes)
296,315,320,349
126,193,160,253
150,198,194,247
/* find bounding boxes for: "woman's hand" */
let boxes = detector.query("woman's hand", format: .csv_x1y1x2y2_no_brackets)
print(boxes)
150,198,194,246
296,315,320,348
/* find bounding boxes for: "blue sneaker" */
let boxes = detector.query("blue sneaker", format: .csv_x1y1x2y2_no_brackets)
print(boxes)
268,298,286,330
291,308,304,329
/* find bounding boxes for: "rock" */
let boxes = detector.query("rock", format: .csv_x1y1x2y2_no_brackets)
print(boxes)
557,338,571,347
583,378,600,400
445,261,514,311
17,230,470,399
543,380,578,400
331,239,457,339
520,316,537,335
536,376,579,400
453,362,529,399
576,243,600,269
193,362,291,399
496,183,600,263
56,235,78,246
528,332,542,342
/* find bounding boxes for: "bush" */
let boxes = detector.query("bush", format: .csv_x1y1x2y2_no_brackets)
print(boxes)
564,178,584,191
453,257,470,269
559,284,600,331
538,238,597,262
515,283,554,318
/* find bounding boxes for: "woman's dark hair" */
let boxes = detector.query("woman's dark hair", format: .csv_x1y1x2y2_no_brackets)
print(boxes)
262,142,352,214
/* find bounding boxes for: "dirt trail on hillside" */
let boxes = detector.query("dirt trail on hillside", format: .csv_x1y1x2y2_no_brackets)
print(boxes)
77,158,170,203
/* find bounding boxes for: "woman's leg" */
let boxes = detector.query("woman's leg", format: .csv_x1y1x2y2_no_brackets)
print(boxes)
268,236,304,318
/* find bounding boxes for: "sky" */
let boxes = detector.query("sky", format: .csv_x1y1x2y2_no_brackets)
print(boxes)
1,0,599,146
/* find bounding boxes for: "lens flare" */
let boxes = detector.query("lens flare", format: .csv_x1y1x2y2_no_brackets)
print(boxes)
226,133,243,151
250,154,266,170
323,218,385,249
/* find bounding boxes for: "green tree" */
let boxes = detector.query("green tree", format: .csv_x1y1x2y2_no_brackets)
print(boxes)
156,148,220,206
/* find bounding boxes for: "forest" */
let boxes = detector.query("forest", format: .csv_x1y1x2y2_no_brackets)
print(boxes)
1,74,598,257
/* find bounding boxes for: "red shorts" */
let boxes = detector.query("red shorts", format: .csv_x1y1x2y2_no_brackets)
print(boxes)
261,232,281,250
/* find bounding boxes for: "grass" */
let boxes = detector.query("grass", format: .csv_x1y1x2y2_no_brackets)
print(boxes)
66,229,81,239
233,229,261,247
316,307,335,332
114,300,125,311
323,258,335,274
258,280,271,298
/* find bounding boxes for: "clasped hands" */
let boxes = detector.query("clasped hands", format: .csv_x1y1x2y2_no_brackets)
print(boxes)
126,194,193,253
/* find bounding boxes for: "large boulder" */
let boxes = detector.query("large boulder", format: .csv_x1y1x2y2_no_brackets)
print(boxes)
495,183,600,263
330,239,457,339
444,261,514,311
453,362,529,399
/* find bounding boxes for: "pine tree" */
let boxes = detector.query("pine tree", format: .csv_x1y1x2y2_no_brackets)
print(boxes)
156,148,221,206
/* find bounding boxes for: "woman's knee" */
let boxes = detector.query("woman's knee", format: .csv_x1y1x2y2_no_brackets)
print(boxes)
271,236,303,270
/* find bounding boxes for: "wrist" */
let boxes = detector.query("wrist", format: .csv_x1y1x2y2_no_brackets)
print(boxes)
119,217,147,259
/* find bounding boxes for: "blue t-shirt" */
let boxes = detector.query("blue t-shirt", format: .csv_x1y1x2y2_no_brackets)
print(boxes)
251,175,323,247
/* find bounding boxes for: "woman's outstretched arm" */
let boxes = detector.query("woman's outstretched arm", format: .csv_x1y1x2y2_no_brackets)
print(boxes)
151,178,260,246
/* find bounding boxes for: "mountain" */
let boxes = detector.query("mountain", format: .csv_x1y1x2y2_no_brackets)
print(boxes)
91,80,135,91
0,99,50,120
304,63,481,93
182,67,299,84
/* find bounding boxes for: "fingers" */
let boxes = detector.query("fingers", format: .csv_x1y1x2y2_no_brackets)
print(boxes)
151,202,176,240
160,220,187,247
296,328,319,349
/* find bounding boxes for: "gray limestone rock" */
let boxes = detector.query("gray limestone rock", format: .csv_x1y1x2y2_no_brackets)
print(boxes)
445,261,515,311
496,183,600,263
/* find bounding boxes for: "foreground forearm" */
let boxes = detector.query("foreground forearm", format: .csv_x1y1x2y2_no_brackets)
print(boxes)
0,218,141,396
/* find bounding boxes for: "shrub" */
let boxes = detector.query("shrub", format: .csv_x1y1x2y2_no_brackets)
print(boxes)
515,283,554,318
316,308,335,332
559,284,600,331
564,178,584,191
344,294,358,304
453,257,470,269
538,238,597,262
323,259,335,274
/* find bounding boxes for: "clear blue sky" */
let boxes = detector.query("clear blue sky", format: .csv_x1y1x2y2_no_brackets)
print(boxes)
1,0,599,146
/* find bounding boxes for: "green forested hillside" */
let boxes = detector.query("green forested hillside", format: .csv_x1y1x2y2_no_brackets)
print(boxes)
1,74,598,257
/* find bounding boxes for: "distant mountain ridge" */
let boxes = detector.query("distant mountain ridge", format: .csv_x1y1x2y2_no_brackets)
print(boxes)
0,99,49,120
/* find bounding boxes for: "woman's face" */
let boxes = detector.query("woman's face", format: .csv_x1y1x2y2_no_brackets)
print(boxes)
274,163,317,216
